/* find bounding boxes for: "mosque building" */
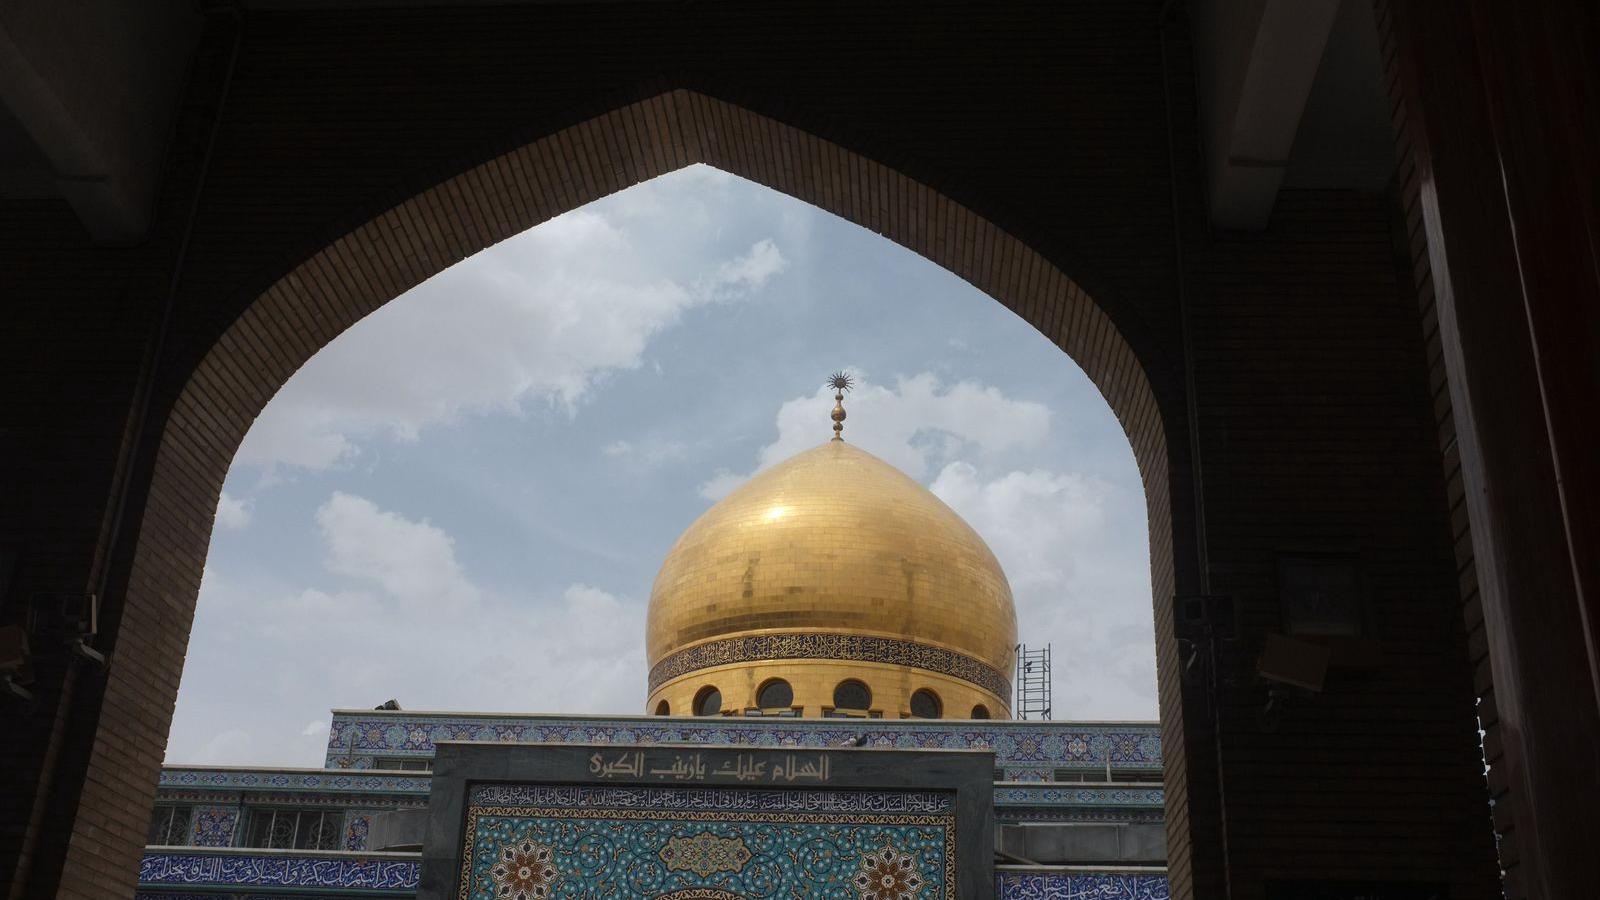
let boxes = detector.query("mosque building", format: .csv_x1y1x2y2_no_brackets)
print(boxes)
137,379,1168,900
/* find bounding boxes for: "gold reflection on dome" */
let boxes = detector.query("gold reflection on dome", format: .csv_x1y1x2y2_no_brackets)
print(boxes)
646,434,1018,716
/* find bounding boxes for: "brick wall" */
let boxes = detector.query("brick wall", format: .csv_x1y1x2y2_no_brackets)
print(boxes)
1372,0,1510,889
1189,188,1500,897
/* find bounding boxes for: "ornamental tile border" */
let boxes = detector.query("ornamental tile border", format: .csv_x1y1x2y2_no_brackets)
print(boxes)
135,895,358,900
999,808,1166,824
161,768,433,794
154,777,1162,819
992,786,1163,808
138,851,419,892
996,872,1170,899
325,714,1161,771
649,632,1012,703
472,783,954,814
155,770,1164,811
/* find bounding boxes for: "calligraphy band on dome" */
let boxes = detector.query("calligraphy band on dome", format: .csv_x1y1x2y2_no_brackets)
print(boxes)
648,632,1013,705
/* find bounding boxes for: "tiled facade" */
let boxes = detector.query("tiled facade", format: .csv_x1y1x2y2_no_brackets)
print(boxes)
141,712,1167,898
325,712,1162,782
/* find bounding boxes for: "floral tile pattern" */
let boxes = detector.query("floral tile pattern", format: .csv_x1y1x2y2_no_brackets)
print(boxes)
490,839,561,899
461,784,955,899
345,813,373,851
188,806,238,847
853,842,928,899
659,832,752,877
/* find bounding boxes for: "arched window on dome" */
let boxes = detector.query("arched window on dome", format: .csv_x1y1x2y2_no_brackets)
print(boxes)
693,686,722,717
654,700,670,716
970,704,991,720
756,679,794,710
910,689,943,719
831,680,872,714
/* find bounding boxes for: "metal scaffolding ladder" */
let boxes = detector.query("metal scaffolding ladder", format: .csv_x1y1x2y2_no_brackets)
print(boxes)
1014,643,1052,720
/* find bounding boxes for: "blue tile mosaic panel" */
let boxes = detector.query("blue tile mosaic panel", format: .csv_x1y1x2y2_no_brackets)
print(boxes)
996,872,1170,899
461,784,955,899
138,850,419,892
189,806,238,847
345,812,374,851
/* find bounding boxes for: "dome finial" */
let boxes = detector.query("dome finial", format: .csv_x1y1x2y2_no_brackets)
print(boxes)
827,371,854,441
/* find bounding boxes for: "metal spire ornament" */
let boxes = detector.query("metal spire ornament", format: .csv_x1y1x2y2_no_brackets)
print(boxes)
827,371,854,441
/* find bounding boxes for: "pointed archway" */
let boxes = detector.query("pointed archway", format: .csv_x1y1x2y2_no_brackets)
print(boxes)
84,89,1201,897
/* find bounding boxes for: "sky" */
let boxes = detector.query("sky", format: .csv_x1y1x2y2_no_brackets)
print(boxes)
166,165,1157,766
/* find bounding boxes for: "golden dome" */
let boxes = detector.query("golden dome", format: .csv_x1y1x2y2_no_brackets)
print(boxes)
646,439,1017,718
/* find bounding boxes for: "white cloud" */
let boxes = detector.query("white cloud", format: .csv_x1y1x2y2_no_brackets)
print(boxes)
711,238,786,292
602,436,689,470
931,460,1155,719
695,470,747,501
315,492,478,609
929,463,1110,590
167,498,647,765
214,492,252,531
235,206,786,472
167,165,1160,767
698,372,1050,498
193,728,253,765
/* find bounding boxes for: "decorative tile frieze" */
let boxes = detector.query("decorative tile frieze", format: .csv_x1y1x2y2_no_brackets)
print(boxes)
138,850,419,892
471,783,952,814
997,808,1166,824
324,713,1161,778
161,768,433,794
996,871,1170,899
993,786,1164,809
649,632,1012,702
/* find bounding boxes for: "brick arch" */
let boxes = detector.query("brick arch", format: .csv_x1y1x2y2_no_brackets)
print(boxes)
96,89,1194,895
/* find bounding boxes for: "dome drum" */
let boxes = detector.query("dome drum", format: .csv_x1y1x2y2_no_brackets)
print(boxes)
648,658,1009,720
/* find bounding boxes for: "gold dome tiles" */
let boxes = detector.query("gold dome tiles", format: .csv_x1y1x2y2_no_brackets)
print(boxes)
646,440,1018,717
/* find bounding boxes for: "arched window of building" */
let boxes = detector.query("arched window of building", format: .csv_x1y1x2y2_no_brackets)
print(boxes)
757,679,794,710
654,700,670,716
693,686,722,717
910,689,942,719
970,704,991,719
832,680,872,711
